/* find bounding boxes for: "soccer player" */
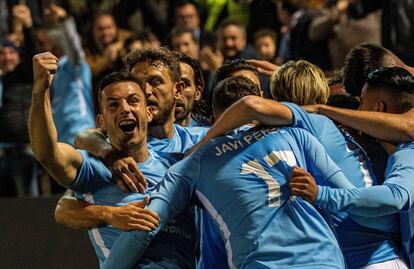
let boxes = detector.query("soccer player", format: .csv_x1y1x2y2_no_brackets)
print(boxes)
29,53,196,268
102,75,353,269
54,49,208,266
193,60,404,268
291,66,414,269
173,52,205,127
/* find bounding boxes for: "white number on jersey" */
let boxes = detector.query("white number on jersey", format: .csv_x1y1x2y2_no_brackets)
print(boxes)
241,151,296,207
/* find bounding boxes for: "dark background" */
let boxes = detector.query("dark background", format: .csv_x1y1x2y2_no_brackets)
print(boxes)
0,195,98,268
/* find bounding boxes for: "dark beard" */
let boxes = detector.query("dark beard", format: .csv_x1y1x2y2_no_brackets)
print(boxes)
149,100,175,126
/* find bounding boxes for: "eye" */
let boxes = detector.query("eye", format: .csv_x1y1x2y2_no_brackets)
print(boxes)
108,102,118,108
129,96,140,104
150,78,161,87
182,79,191,88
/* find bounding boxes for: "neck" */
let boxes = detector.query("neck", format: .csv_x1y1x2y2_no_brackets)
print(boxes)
149,120,175,139
127,142,149,163
176,113,192,127
111,140,149,163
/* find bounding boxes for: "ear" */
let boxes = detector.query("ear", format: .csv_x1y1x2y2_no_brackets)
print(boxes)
146,106,153,123
377,100,387,112
174,81,185,101
194,86,202,102
97,114,106,131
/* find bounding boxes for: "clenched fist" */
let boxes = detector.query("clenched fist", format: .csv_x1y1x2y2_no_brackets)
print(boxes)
32,52,59,93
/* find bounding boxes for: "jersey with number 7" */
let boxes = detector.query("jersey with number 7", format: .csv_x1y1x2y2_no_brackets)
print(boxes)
103,126,353,269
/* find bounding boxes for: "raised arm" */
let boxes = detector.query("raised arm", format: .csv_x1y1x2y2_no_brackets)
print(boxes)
55,190,159,231
29,53,82,185
306,104,414,142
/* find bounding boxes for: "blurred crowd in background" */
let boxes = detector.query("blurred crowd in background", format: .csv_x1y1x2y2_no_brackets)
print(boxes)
0,0,413,198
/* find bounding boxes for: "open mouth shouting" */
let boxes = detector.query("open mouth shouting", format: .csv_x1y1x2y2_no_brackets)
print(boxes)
118,119,137,134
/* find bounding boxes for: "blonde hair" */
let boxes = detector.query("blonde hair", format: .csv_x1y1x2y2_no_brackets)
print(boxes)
270,60,329,105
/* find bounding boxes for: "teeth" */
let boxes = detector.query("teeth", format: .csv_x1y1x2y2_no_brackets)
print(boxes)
119,120,135,126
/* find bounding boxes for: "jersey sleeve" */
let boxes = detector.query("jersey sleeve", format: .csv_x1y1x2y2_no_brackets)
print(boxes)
384,148,414,207
102,155,200,269
315,146,413,217
315,184,409,218
297,129,354,189
66,150,112,193
186,126,209,144
283,102,329,139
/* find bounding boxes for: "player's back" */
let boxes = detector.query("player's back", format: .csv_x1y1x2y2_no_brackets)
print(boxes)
194,126,345,269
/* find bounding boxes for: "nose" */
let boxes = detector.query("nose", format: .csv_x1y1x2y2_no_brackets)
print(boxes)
225,38,234,48
145,82,153,98
119,100,131,114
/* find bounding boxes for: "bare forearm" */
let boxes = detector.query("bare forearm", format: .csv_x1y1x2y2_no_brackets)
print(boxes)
55,196,110,229
29,89,60,165
75,128,111,158
206,96,293,140
318,105,414,141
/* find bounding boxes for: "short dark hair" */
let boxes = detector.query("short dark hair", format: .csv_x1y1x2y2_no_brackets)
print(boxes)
365,67,414,112
218,19,246,36
280,0,305,15
98,71,144,111
213,76,261,115
123,32,151,53
171,26,198,44
175,0,200,13
175,52,205,91
253,28,277,43
215,59,258,84
124,47,181,83
343,43,393,97
327,94,360,110
328,69,344,87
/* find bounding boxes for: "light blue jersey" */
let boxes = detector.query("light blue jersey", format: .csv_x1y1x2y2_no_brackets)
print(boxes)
51,57,95,146
315,141,414,268
316,141,414,229
148,124,208,154
103,126,354,269
284,102,375,188
67,150,196,269
283,102,402,268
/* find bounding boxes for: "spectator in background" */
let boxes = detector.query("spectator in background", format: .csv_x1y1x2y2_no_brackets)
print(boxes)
170,26,200,60
276,0,331,70
37,4,95,147
308,0,381,71
83,13,131,114
253,29,278,63
0,4,39,197
347,0,414,66
200,19,257,75
217,19,257,61
174,1,203,43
